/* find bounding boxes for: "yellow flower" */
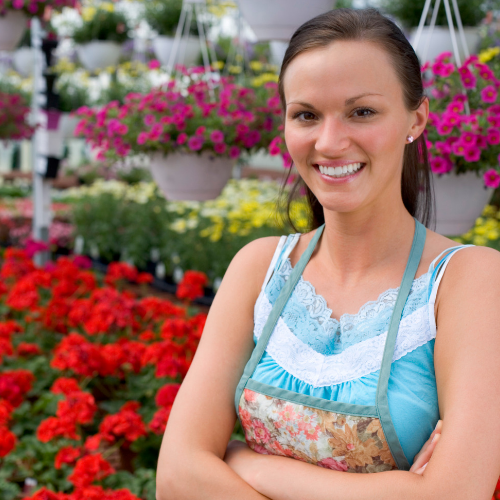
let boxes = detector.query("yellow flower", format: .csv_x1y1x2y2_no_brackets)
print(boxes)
212,61,224,70
228,65,242,74
101,2,115,12
478,47,500,63
487,229,499,241
250,61,263,72
82,6,96,22
473,235,487,246
482,205,497,217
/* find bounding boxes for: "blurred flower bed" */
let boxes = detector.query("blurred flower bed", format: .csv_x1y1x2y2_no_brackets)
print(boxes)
58,178,309,282
457,204,500,249
0,248,208,499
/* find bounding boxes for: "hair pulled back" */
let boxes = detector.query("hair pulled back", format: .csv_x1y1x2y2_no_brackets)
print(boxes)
279,7,434,230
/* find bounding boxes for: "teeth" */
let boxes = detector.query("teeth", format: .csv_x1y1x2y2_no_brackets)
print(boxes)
318,162,363,178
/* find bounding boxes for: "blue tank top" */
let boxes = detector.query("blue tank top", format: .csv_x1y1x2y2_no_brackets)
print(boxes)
249,232,472,465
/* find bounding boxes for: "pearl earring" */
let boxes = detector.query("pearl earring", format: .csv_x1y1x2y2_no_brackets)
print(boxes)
407,135,414,143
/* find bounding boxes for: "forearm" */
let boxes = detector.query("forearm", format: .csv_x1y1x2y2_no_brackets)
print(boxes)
251,454,441,500
157,450,270,500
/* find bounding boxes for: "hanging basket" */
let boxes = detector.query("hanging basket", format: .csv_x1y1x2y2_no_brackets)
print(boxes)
152,35,201,68
238,0,334,41
0,10,27,51
433,171,493,236
409,26,480,64
149,151,234,201
76,41,122,72
12,47,43,77
59,113,81,139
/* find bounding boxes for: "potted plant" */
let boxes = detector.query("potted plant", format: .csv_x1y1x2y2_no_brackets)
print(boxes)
0,91,35,141
73,5,130,72
238,0,335,42
0,0,77,51
74,68,283,200
55,76,91,139
146,0,201,68
381,0,485,63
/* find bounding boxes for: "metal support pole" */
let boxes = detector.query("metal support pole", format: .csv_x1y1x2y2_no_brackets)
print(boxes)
31,17,51,267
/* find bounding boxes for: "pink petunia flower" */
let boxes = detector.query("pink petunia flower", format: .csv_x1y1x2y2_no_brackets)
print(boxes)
430,156,453,174
487,128,500,145
463,146,481,162
484,168,500,188
481,85,498,103
137,132,148,145
148,60,161,70
229,146,241,159
188,135,204,151
177,133,188,145
210,130,224,143
214,143,227,154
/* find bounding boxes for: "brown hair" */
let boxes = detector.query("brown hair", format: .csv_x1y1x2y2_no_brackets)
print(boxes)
278,7,434,230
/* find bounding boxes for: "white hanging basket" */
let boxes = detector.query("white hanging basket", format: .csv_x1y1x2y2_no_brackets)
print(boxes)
152,35,201,68
12,47,44,77
76,41,122,72
409,26,480,64
433,171,493,236
0,10,27,51
59,113,81,139
149,151,234,201
238,0,335,41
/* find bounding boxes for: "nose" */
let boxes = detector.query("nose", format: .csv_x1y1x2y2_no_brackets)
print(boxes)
314,115,351,157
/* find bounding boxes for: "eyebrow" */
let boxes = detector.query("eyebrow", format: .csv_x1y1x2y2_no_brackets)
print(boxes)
287,93,383,108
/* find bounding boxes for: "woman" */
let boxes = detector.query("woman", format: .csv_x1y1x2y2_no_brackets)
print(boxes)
157,8,500,500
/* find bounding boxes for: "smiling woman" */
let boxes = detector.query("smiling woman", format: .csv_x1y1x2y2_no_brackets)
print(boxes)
156,8,500,500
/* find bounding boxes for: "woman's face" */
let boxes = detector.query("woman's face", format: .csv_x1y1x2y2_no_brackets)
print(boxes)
283,40,428,216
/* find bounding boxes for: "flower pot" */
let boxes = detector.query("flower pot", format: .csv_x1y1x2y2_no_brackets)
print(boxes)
152,35,200,68
238,0,334,41
150,151,234,201
59,113,80,139
433,171,493,236
0,10,27,51
12,47,44,77
408,26,480,64
76,41,122,72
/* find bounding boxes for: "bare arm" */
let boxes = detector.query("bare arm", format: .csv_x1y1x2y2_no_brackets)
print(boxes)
156,237,281,500
225,246,500,500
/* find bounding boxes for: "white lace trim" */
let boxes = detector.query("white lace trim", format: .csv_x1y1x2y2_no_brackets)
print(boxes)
254,293,433,387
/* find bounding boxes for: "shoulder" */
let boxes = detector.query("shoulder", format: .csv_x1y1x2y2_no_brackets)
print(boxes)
220,235,284,302
435,244,500,326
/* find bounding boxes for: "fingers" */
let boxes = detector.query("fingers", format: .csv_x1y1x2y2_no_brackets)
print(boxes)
411,433,441,474
409,421,442,472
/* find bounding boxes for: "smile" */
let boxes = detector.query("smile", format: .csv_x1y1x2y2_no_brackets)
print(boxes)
316,162,366,178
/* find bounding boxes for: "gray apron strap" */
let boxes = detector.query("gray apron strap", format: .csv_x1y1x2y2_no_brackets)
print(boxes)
234,225,325,412
375,218,427,471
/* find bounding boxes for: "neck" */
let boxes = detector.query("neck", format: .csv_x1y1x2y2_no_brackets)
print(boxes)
319,200,416,287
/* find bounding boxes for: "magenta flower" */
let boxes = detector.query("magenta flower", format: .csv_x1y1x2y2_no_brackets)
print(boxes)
177,133,188,145
137,132,148,145
484,169,500,188
459,68,477,89
436,51,453,62
487,128,500,145
446,101,464,114
144,114,156,126
149,123,163,141
188,135,204,151
437,122,453,135
269,137,282,156
460,131,477,146
481,85,498,103
451,141,466,156
430,156,453,174
195,126,206,136
148,60,161,70
229,146,241,159
282,152,293,168
463,146,481,162
210,130,224,143
214,143,227,154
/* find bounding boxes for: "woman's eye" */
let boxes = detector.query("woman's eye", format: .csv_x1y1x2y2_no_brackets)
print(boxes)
293,111,316,121
352,107,376,118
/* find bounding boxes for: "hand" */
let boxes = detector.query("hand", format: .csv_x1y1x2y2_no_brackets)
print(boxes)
409,420,442,474
224,440,262,488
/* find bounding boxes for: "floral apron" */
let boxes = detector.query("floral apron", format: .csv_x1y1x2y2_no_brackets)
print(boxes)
234,219,427,473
